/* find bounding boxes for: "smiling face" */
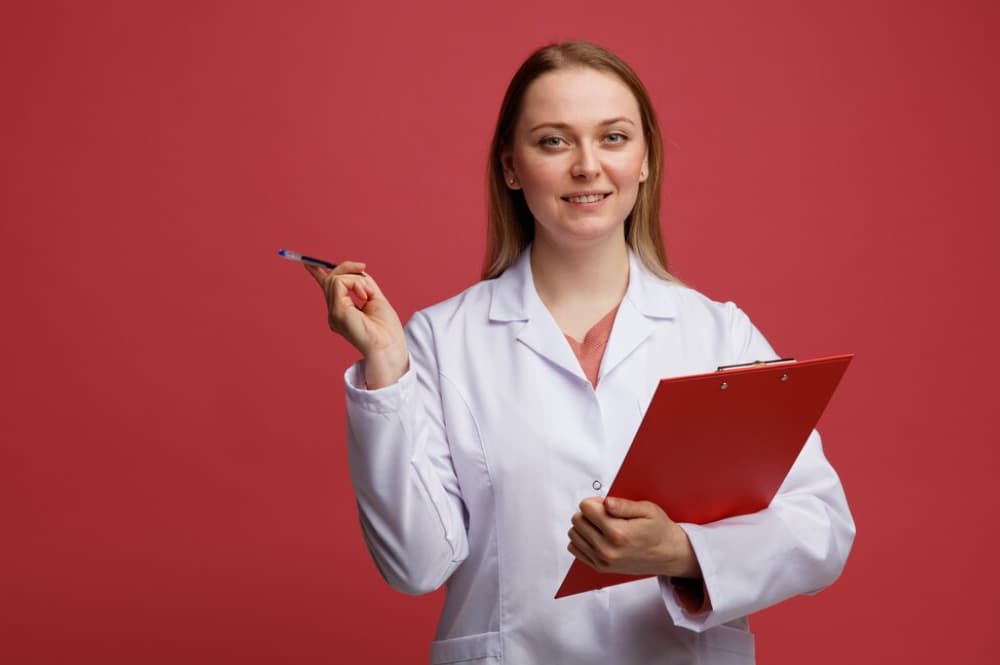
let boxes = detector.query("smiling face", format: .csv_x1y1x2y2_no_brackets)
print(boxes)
502,66,648,251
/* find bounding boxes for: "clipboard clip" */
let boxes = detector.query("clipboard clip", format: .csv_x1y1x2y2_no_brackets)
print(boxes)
716,358,796,372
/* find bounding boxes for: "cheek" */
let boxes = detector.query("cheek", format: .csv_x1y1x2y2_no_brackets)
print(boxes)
610,156,646,186
515,166,566,226
515,158,564,196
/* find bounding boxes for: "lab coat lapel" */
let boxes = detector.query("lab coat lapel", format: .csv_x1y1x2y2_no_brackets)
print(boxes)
516,312,589,383
488,248,589,384
598,251,678,382
599,298,654,381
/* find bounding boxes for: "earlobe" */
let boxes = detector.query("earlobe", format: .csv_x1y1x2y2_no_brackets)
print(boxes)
500,151,520,190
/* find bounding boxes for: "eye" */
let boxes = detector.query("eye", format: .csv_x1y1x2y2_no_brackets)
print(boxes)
605,132,629,144
539,136,567,148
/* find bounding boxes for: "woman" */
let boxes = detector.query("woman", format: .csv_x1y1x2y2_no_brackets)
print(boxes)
305,41,854,665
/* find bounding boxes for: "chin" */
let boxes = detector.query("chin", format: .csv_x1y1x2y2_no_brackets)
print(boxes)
543,222,627,248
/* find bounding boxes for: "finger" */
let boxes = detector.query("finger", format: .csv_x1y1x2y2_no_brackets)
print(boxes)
331,260,367,276
579,497,612,530
326,273,372,293
358,272,386,300
306,260,366,284
357,279,377,301
571,511,605,545
567,529,600,563
568,538,602,571
332,276,367,313
604,497,654,520
303,263,329,286
317,269,380,303
349,281,370,309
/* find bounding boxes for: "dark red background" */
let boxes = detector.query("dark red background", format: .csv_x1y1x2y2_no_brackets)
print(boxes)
2,1,996,662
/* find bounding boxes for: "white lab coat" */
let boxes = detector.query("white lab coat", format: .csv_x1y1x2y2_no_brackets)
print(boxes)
343,247,854,664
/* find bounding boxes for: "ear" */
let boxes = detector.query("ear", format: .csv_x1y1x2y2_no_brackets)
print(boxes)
500,148,520,190
639,149,649,183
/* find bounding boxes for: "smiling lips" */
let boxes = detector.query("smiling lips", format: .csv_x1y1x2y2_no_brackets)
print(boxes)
562,192,611,204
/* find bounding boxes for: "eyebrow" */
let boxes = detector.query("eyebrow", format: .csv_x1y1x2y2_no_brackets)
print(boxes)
528,117,637,133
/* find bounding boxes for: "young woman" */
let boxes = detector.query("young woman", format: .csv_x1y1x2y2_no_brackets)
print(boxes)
305,41,854,665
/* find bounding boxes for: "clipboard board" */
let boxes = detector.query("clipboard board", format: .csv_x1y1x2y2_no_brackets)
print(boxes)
555,353,854,598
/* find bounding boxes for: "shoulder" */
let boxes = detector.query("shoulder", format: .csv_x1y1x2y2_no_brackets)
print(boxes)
671,283,753,331
630,262,754,334
631,267,776,363
413,279,494,323
404,279,497,341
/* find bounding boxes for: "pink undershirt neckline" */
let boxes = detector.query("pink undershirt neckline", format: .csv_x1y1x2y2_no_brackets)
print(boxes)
563,304,620,388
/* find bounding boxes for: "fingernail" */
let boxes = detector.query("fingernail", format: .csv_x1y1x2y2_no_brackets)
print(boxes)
605,498,618,511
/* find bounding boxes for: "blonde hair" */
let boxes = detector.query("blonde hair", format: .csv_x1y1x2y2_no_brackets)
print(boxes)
483,41,674,281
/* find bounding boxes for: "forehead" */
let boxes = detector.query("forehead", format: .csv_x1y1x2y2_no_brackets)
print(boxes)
517,67,641,130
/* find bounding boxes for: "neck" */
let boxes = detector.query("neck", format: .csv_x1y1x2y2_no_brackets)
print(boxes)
530,235,630,312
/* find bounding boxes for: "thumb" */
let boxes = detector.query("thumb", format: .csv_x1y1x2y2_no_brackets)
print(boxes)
604,497,651,519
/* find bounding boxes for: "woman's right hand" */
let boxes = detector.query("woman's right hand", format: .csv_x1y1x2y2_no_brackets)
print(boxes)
304,261,409,389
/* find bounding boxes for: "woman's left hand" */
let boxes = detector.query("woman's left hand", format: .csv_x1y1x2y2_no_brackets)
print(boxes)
567,497,702,578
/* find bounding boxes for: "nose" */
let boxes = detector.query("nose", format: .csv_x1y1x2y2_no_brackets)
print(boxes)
570,144,601,180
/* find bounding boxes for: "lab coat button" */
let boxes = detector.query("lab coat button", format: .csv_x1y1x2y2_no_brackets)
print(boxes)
592,480,602,491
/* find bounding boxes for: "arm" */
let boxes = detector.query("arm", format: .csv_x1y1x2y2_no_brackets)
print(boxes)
665,429,854,630
344,311,469,595
661,303,856,630
304,263,468,594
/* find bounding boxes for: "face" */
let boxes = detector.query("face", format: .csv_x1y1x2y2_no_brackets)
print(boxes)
502,67,648,250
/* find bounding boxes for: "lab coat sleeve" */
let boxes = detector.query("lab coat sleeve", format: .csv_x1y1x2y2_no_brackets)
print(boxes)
343,310,469,595
659,303,856,631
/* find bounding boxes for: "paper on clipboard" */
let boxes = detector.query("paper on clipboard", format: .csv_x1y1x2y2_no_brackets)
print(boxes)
555,353,853,599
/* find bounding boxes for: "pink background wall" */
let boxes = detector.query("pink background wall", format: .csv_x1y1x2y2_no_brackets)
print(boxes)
2,1,997,662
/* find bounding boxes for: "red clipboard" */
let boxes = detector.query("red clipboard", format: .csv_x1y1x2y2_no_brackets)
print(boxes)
555,353,854,598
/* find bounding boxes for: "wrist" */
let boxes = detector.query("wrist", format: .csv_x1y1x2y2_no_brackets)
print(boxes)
363,348,409,389
665,524,702,578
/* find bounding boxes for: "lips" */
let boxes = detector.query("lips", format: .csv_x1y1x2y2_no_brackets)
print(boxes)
562,192,611,204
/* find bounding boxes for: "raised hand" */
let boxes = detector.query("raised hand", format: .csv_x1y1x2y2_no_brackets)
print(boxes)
304,261,409,389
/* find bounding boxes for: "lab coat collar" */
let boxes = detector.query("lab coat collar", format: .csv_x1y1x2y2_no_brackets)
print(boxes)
488,246,678,383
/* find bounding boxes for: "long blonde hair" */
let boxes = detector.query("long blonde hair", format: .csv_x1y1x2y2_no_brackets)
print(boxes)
483,41,673,281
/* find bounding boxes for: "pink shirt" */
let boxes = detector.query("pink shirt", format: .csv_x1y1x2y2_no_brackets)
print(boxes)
563,305,619,388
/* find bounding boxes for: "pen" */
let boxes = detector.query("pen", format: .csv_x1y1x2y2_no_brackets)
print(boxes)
278,249,337,270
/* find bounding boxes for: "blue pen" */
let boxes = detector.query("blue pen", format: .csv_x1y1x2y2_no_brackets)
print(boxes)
278,248,337,270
